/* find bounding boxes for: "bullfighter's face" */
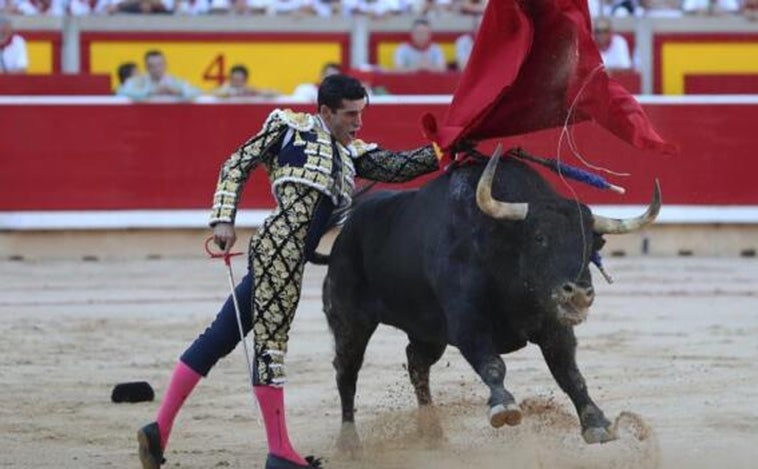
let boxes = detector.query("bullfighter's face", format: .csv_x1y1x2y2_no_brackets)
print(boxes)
320,98,366,147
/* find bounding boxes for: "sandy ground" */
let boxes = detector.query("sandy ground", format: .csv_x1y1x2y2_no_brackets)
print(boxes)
1,256,757,469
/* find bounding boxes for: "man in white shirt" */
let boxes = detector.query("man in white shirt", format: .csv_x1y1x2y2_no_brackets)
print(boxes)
393,17,447,72
117,49,200,100
0,16,27,74
682,0,740,15
593,17,632,70
291,62,341,101
342,0,405,17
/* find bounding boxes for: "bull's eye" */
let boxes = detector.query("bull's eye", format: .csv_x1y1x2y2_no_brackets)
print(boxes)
534,233,546,245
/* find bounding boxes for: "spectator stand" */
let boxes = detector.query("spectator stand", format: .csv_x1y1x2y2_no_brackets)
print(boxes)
80,31,350,94
4,15,758,96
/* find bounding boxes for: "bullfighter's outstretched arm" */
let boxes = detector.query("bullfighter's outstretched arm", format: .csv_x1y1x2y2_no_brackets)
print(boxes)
353,145,439,183
209,114,288,226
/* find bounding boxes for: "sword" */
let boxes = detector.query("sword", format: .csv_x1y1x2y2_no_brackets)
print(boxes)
205,236,254,385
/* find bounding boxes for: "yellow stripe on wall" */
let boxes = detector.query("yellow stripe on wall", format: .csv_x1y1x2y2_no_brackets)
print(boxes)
377,42,457,70
90,41,343,93
27,41,53,73
662,42,758,94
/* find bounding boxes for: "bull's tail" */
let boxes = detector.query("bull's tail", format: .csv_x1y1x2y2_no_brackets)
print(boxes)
309,251,331,265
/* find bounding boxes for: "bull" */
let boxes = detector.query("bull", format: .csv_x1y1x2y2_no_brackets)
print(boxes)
320,146,660,447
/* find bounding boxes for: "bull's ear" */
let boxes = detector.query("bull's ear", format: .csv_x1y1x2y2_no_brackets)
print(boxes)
592,233,607,252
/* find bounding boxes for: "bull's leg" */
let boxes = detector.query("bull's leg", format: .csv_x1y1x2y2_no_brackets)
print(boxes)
406,339,447,442
458,342,522,428
331,318,377,454
406,339,446,406
537,327,616,444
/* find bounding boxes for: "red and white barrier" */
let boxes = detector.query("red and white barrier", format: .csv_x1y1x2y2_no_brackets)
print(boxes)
1,95,757,229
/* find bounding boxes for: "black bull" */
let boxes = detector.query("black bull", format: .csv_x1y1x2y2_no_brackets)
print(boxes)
321,148,661,447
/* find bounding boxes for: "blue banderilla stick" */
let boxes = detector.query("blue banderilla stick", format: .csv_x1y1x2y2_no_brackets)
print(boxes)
508,148,627,194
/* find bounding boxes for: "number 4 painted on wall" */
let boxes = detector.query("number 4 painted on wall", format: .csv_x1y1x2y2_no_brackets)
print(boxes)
203,54,227,86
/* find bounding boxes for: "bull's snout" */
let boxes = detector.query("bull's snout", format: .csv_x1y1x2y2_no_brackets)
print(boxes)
561,282,595,308
553,282,595,326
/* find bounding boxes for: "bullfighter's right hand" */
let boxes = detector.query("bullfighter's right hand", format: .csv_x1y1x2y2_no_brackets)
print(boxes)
213,222,237,254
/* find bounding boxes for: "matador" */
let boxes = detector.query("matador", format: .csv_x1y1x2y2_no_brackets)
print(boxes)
138,74,439,469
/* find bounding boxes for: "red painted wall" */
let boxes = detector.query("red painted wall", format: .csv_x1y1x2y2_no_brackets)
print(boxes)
684,74,758,94
1,101,756,211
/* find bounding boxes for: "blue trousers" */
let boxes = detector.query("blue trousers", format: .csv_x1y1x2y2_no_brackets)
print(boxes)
180,272,254,377
179,186,334,381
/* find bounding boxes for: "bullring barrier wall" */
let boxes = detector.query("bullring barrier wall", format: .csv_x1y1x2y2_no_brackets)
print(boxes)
2,95,757,258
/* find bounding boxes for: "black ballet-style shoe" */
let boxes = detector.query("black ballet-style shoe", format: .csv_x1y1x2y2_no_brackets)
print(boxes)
137,422,166,469
265,453,323,469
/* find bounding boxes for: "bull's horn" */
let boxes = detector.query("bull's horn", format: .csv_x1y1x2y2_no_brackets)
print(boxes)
593,179,662,234
476,144,529,221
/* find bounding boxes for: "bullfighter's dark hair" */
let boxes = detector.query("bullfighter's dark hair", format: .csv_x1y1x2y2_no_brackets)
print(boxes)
317,74,368,112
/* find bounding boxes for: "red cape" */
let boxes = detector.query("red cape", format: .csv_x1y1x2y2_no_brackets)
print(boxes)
422,0,675,156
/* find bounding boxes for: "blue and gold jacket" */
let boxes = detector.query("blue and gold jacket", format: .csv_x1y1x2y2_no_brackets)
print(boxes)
210,108,439,225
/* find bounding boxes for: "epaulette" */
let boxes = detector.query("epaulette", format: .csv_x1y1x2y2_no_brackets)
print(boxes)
347,139,379,158
266,108,316,132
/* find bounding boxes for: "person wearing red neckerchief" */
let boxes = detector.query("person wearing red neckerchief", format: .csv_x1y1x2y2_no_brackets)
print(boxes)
393,17,447,73
0,15,27,74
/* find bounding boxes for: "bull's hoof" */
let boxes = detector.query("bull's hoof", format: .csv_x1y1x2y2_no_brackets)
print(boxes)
416,406,446,443
582,426,617,444
489,403,522,428
336,423,363,458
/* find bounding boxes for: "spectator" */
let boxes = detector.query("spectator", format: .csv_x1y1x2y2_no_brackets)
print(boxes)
175,0,210,14
342,0,405,17
9,0,91,15
682,0,740,15
116,61,138,93
68,0,95,15
0,15,27,74
455,0,486,15
213,64,280,98
12,0,64,15
95,0,174,14
410,0,454,16
267,0,332,16
588,0,647,18
637,0,683,17
291,61,341,101
593,17,632,70
214,0,267,14
454,13,480,71
609,0,643,16
117,50,200,100
746,0,758,20
393,17,447,73
0,0,20,14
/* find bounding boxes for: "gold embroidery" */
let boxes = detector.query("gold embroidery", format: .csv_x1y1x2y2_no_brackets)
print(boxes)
251,183,320,385
273,109,315,132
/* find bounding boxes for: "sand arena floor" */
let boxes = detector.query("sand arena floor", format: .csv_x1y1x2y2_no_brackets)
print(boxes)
0,256,756,468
